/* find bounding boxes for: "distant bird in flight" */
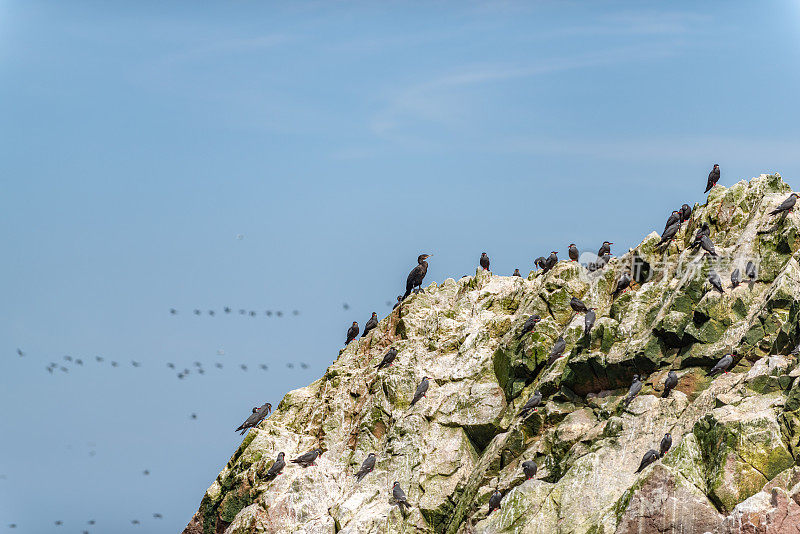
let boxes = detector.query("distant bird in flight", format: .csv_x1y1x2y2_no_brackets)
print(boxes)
224,307,231,313
208,310,215,316
704,164,720,193
300,362,309,369
235,402,272,435
170,308,177,315
480,252,490,271
362,312,378,337
16,348,24,357
240,364,248,371
342,303,350,310
190,413,197,420
769,193,800,216
64,355,72,362
194,309,201,315
142,469,150,476
286,363,294,369
95,356,104,362
131,361,141,367
110,361,119,367
259,364,268,371
345,321,359,345
215,363,223,369
75,359,83,365
153,513,163,519
404,254,432,298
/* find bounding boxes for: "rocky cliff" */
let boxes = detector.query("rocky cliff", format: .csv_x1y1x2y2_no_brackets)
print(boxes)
183,174,800,534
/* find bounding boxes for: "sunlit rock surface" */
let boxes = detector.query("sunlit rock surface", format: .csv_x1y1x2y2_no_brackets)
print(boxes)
184,174,800,534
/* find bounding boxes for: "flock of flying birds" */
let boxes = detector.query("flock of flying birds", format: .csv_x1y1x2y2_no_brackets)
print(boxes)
232,164,800,517
169,307,300,317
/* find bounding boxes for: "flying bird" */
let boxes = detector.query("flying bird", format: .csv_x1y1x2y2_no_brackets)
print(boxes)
519,390,543,417
355,453,376,482
704,164,720,193
345,322,359,345
404,254,432,298
570,296,588,313
410,377,429,406
622,375,642,406
265,452,285,480
517,315,541,339
636,449,660,473
568,244,579,262
235,402,272,435
488,489,503,513
662,370,678,398
707,353,734,376
362,312,378,337
392,482,411,511
769,193,800,216
584,309,596,337
291,448,324,467
480,252,490,271
522,460,537,480
16,348,23,357
376,348,398,369
660,433,672,457
546,337,566,366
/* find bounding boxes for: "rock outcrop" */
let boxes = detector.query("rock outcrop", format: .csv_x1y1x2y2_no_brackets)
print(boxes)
183,174,800,534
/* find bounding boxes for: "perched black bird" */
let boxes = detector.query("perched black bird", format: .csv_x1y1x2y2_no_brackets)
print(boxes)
534,257,547,270
345,321,359,345
235,402,272,435
517,315,541,339
376,348,398,370
679,203,692,223
362,312,378,337
543,251,558,272
746,261,757,282
598,241,613,257
707,353,734,376
636,449,660,473
522,460,537,480
660,433,672,457
480,252,490,271
513,268,522,277
662,370,678,398
519,390,543,416
730,268,741,289
393,296,402,310
691,223,710,248
570,296,588,313
403,254,432,298
708,268,724,294
769,193,800,216
622,375,642,406
664,210,680,232
488,490,503,513
355,453,376,482
699,235,717,257
265,452,285,480
612,270,632,297
410,377,429,406
568,244,579,262
291,448,324,467
704,164,720,193
584,308,596,337
657,221,680,247
392,482,411,511
545,337,566,366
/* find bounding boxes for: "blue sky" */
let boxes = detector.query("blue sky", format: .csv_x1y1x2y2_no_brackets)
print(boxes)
2,1,800,532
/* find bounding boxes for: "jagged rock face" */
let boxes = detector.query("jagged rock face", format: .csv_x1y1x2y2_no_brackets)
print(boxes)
184,174,800,534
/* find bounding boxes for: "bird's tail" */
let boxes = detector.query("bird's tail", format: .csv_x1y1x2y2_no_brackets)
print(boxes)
662,388,671,399
635,465,644,473
355,471,365,483
397,500,410,511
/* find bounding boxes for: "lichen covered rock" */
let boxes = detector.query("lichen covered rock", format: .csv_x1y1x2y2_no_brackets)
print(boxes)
183,174,800,534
